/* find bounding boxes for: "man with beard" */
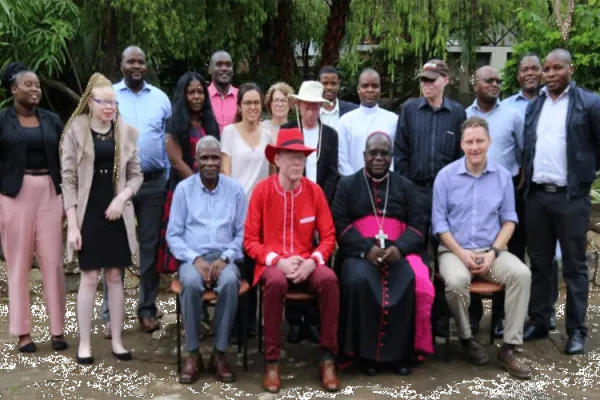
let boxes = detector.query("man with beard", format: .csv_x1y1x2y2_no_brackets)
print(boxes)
503,53,560,331
337,68,398,176
522,49,600,354
208,51,238,133
102,45,171,336
333,132,432,376
318,65,358,132
466,66,524,338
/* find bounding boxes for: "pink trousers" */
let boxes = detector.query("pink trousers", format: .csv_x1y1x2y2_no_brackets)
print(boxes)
0,175,65,337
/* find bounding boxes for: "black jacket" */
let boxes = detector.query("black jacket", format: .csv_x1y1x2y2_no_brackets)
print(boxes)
339,100,358,117
281,120,339,205
0,107,63,197
523,82,600,198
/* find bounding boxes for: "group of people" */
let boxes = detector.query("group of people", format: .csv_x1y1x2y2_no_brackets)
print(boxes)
0,43,598,393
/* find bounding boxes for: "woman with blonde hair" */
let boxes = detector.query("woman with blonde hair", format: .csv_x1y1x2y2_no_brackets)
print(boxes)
261,82,293,139
61,73,143,364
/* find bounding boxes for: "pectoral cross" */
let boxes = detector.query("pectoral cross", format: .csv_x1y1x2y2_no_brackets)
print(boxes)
376,228,388,248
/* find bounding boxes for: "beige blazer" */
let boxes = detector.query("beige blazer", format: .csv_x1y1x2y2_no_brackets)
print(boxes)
60,115,143,263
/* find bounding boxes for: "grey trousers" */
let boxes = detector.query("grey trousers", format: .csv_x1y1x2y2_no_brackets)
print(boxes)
179,256,240,352
102,177,166,320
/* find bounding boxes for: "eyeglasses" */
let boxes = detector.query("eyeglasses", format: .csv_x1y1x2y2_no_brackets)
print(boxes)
366,149,391,158
481,77,502,85
242,100,261,107
272,98,288,104
92,98,119,107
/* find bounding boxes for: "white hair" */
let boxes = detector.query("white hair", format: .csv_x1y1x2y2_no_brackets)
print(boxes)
195,135,221,154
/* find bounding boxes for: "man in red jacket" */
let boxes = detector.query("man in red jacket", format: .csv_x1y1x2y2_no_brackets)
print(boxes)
244,127,340,394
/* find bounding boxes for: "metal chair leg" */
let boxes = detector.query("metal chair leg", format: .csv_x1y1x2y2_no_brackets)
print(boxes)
236,300,242,354
242,292,248,371
258,286,263,354
176,294,181,374
444,313,450,363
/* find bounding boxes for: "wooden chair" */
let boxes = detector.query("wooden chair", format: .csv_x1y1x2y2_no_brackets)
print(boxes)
257,285,316,353
434,273,504,362
169,276,251,373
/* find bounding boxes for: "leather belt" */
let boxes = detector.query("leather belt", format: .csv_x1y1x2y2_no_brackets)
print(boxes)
24,169,50,176
532,183,567,193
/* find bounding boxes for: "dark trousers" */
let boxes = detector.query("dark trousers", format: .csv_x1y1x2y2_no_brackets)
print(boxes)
526,186,590,335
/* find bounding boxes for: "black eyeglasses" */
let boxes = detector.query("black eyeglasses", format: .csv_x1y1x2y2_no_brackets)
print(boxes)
366,149,391,158
481,77,502,85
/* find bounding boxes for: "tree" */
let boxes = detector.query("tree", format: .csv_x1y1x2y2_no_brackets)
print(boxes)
320,0,351,68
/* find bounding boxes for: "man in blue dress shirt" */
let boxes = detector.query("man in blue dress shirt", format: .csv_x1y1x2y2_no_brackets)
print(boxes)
167,136,247,384
432,116,532,379
102,45,172,335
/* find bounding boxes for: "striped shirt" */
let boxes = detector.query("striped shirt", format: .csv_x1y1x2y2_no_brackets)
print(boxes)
166,174,247,264
394,97,466,187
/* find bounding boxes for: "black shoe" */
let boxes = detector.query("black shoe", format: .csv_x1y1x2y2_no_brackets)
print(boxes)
358,358,377,376
523,323,548,342
51,337,69,351
396,363,412,376
76,354,94,365
18,342,37,353
287,324,302,344
565,330,585,355
494,319,505,339
549,314,557,330
113,351,133,361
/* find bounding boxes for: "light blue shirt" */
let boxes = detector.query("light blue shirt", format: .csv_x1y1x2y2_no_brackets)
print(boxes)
166,174,247,264
501,90,532,119
432,157,517,250
113,80,172,176
466,99,524,176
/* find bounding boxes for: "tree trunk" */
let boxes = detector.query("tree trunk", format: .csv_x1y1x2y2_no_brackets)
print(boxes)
103,0,119,81
272,0,296,83
40,77,81,103
302,41,310,79
319,0,350,68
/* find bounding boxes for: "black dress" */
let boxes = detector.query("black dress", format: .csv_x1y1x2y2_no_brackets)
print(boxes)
78,127,132,270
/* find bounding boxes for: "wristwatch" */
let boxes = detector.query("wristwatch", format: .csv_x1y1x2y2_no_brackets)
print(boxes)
490,247,501,258
220,254,230,263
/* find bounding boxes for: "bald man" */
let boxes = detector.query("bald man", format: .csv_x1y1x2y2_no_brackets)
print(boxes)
466,65,525,338
522,48,600,355
337,69,398,176
208,50,238,132
102,45,172,335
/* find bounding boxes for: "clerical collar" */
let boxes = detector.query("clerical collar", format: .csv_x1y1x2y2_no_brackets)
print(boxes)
364,169,389,183
359,104,380,115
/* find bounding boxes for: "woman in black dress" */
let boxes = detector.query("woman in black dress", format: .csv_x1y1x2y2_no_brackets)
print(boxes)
61,73,143,364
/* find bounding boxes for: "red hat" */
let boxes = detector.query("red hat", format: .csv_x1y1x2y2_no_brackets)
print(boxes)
265,127,315,164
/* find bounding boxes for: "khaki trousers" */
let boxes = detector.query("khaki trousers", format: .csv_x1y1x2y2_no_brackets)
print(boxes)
438,246,531,345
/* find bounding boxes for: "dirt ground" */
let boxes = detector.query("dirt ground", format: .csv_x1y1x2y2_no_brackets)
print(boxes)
0,262,599,400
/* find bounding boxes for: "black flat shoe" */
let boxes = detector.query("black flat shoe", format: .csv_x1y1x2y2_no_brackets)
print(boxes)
51,338,69,351
565,330,585,355
19,342,37,353
76,354,94,365
523,323,548,342
396,365,412,376
113,351,133,361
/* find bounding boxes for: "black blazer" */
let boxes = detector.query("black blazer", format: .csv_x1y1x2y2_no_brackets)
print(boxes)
281,120,339,205
339,100,358,117
0,107,63,197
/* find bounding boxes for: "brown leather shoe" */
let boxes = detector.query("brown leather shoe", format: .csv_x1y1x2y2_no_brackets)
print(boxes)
263,362,281,393
179,353,204,384
498,344,532,379
319,360,340,392
138,317,160,333
461,338,489,365
208,352,235,383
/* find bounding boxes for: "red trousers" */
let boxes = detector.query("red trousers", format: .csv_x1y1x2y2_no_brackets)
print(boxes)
262,265,339,361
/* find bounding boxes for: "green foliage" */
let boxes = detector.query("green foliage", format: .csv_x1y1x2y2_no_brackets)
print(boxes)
290,0,328,48
501,4,600,96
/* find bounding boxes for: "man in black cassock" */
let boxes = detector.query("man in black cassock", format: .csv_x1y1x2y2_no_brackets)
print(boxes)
332,131,426,376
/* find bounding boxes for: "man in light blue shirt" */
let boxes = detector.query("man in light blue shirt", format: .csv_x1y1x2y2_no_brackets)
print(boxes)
102,45,172,335
432,116,532,379
167,136,247,384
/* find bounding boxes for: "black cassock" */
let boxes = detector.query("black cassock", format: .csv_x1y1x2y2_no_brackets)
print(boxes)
332,169,426,362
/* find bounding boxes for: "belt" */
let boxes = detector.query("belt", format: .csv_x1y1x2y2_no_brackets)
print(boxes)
531,183,567,193
143,169,165,181
24,169,50,176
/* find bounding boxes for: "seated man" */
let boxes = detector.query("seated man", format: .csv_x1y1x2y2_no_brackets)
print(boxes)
244,127,340,394
166,136,247,384
332,131,433,376
432,116,532,379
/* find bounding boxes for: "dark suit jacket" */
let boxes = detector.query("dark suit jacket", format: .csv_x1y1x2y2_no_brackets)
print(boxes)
0,107,63,197
281,120,339,205
339,100,358,117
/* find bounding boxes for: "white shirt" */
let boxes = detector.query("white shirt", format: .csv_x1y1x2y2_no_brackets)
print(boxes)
337,105,398,176
320,99,340,132
303,125,320,183
220,124,273,198
532,87,569,186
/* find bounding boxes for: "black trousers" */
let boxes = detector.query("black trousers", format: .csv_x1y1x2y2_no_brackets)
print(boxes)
526,186,590,335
